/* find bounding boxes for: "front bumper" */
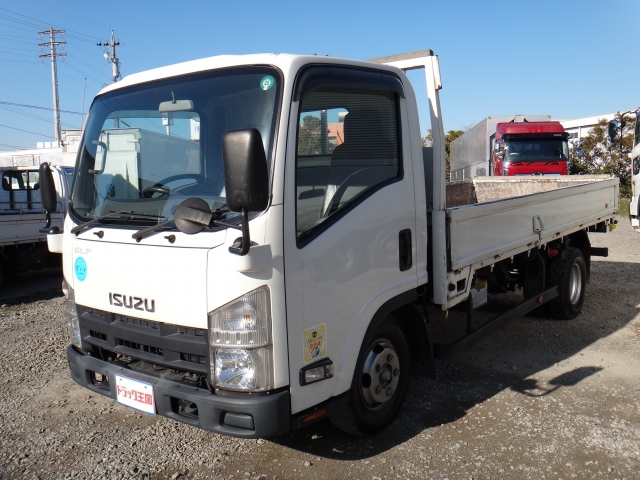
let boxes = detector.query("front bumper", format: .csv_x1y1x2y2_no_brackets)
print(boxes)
67,345,291,438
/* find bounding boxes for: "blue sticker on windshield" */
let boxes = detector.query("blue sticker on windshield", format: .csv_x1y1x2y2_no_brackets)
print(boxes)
260,75,275,91
75,257,87,282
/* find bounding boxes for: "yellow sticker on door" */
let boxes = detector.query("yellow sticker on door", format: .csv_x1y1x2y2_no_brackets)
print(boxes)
303,324,327,363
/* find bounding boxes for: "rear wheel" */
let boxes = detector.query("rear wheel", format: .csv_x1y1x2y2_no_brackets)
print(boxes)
548,247,586,320
329,317,410,435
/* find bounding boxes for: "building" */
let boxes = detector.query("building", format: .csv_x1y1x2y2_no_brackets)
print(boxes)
558,113,620,151
0,129,81,167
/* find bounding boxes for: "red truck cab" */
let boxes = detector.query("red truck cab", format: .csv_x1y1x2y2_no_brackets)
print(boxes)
493,121,569,176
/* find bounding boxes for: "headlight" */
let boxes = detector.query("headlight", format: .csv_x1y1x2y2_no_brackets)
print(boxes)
63,279,81,349
213,347,273,391
208,287,273,391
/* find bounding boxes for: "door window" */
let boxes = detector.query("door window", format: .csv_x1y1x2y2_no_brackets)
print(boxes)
1,170,39,191
295,68,402,245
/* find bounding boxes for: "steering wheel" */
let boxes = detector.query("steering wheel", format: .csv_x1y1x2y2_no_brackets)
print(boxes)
142,185,171,198
323,168,369,218
142,173,207,198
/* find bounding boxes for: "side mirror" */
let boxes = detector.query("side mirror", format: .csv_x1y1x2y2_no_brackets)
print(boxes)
38,163,61,234
222,128,270,256
496,150,505,160
222,128,270,213
607,119,619,146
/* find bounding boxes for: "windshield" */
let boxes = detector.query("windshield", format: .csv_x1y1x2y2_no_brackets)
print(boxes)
70,66,281,226
63,167,74,192
504,135,569,162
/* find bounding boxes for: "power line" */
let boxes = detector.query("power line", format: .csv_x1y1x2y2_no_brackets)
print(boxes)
0,58,42,63
64,55,108,79
0,100,83,115
0,105,78,128
65,41,113,70
0,50,35,58
0,22,40,34
59,60,104,85
0,45,39,52
0,32,37,41
30,0,110,31
0,143,30,150
0,8,102,43
0,123,55,138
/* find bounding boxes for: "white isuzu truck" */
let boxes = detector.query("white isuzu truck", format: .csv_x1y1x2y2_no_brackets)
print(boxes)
39,50,618,438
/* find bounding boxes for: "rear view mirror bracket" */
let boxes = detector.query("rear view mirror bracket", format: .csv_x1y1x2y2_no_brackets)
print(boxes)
88,140,108,174
228,209,251,256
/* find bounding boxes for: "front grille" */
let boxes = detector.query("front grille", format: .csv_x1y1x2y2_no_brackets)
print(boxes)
181,353,207,365
78,306,209,375
115,313,159,331
89,330,107,341
117,338,163,356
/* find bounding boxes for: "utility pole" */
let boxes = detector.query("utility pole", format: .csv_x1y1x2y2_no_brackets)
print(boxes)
98,30,123,83
38,27,66,145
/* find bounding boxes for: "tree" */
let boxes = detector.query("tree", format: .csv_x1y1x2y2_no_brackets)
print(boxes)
422,128,466,179
297,115,323,155
569,114,634,197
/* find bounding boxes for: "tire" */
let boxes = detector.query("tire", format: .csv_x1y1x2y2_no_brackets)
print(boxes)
522,257,545,300
548,247,586,320
329,317,410,435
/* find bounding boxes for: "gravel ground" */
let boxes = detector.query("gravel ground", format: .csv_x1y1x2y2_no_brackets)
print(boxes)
1,217,638,480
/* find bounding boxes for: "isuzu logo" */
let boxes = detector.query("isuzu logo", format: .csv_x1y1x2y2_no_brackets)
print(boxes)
109,293,155,312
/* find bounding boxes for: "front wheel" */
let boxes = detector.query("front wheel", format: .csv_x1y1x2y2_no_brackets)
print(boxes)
329,317,410,435
548,247,586,320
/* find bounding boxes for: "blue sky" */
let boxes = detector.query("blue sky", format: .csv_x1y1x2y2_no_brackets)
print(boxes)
1,0,638,151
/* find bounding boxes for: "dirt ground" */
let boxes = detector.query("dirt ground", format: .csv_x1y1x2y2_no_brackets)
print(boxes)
0,217,638,480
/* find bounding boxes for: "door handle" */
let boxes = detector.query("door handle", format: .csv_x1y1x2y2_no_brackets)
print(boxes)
399,229,412,272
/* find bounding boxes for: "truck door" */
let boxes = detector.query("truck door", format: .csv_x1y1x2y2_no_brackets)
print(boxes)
282,65,417,415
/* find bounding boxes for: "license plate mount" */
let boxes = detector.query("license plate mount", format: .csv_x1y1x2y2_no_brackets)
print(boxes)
115,374,156,415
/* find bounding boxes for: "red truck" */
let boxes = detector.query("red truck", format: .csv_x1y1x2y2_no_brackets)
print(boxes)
450,115,570,181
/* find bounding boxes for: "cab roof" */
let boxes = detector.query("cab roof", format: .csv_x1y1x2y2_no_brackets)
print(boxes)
496,121,565,135
97,53,402,96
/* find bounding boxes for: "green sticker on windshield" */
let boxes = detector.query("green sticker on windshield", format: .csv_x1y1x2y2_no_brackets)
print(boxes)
260,75,275,91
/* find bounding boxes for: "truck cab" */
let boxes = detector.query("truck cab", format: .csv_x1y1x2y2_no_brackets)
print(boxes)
493,121,569,176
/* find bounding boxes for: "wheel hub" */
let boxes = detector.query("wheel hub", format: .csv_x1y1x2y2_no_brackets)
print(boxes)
360,340,401,410
569,261,582,305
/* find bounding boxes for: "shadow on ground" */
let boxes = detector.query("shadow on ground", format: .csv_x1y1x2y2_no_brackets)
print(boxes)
0,267,63,304
270,259,639,459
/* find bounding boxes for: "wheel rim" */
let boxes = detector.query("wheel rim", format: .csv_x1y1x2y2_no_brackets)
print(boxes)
360,339,401,411
568,261,583,305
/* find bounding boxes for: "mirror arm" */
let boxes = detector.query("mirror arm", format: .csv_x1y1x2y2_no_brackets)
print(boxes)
88,140,108,174
39,210,61,234
39,210,52,233
228,208,251,256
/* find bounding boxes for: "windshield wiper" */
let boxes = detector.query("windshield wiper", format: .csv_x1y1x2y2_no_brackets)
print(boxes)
71,211,166,236
132,204,233,242
132,220,176,242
